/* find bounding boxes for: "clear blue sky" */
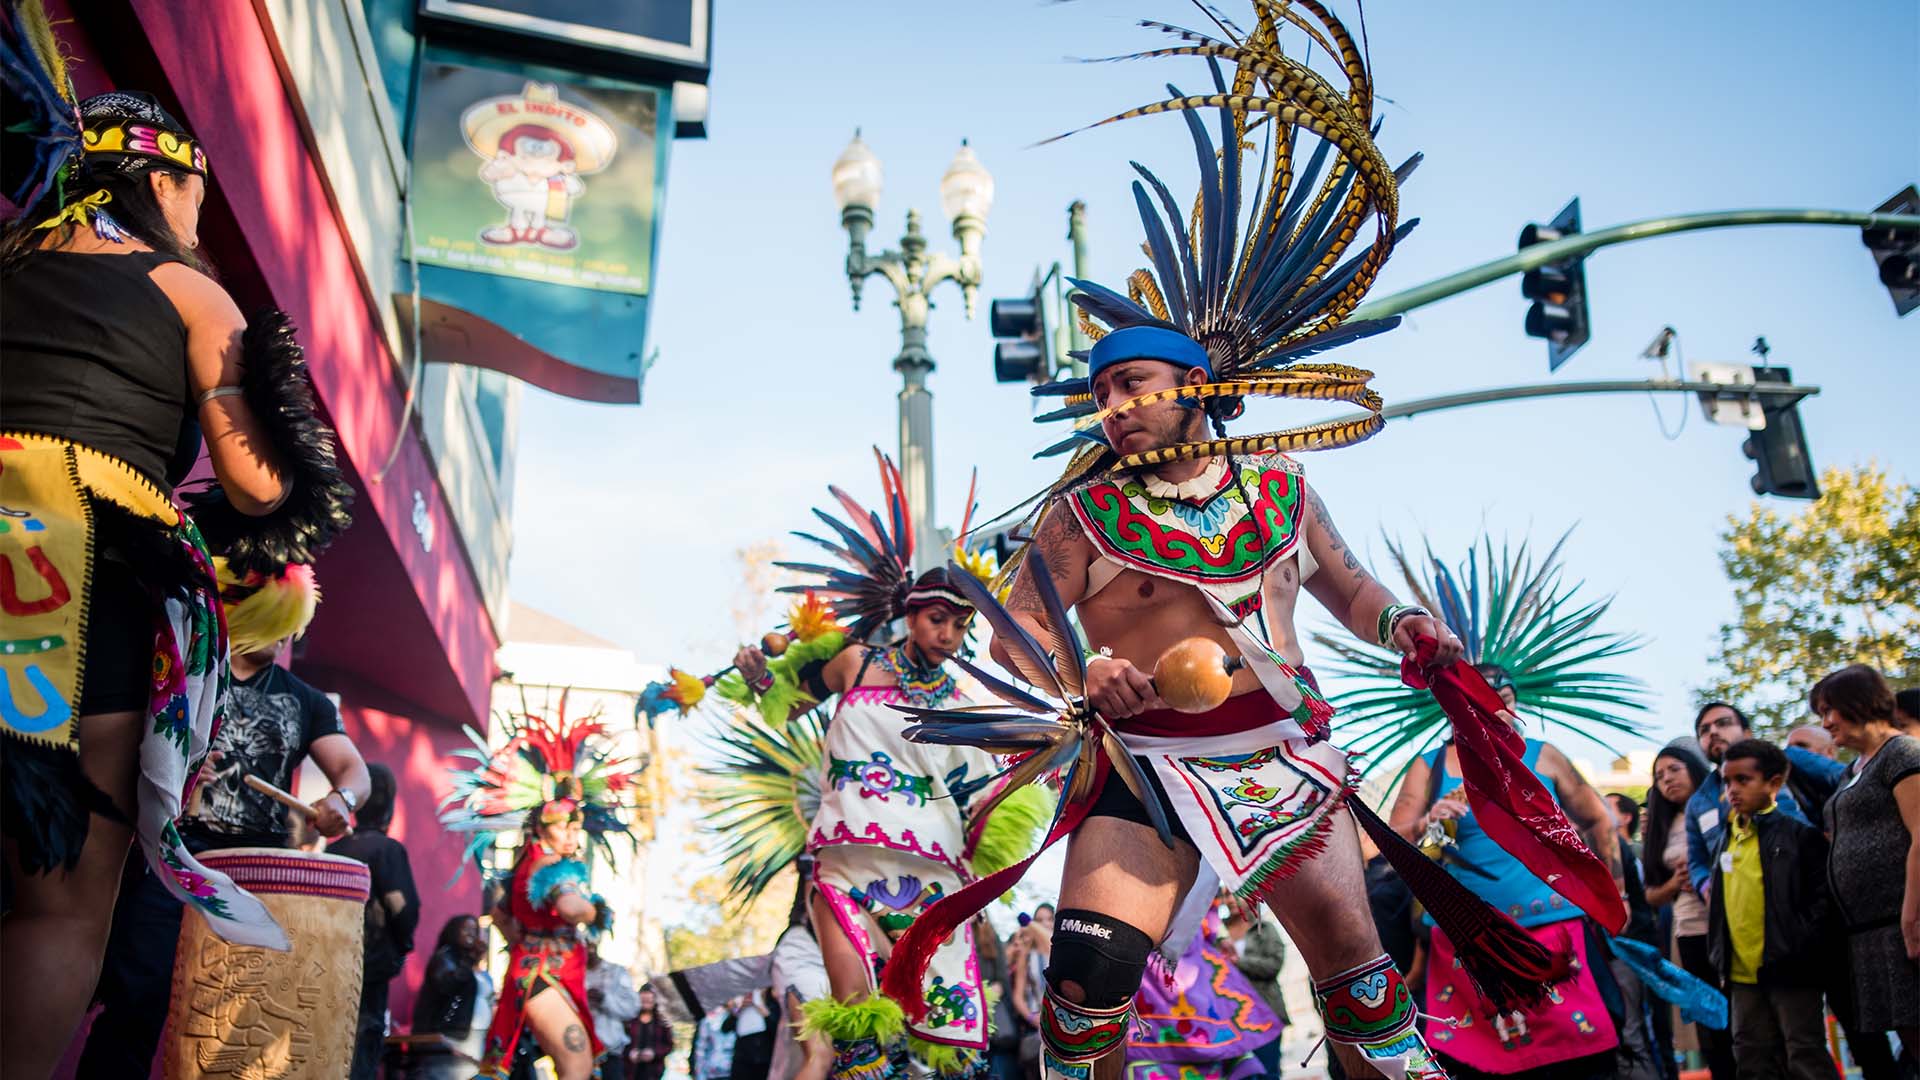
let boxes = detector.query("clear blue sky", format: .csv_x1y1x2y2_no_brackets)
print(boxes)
507,0,1919,755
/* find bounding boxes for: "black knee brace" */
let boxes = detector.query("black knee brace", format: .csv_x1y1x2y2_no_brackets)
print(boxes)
1039,910,1154,1077
1044,908,1154,1006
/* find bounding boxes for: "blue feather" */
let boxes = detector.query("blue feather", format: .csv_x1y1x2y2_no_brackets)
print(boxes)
1130,162,1203,311
0,11,81,209
1131,179,1192,328
1069,277,1156,328
1253,317,1401,369
1034,401,1097,424
1173,89,1224,321
1031,377,1091,399
1034,429,1108,458
527,857,591,908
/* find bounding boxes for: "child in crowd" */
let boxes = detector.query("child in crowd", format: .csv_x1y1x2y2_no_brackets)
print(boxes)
1707,739,1835,1080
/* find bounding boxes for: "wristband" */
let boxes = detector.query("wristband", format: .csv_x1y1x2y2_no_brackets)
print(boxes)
1376,604,1430,647
749,672,775,694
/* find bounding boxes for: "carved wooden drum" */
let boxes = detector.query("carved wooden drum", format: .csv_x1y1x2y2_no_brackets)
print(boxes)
163,847,370,1079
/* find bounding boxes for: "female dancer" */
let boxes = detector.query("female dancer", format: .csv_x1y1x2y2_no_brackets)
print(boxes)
441,708,634,1080
2,12,350,1069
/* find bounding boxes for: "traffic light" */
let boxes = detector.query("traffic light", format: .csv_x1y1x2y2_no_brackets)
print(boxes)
1742,366,1819,499
1519,197,1592,371
989,285,1050,384
1862,186,1919,317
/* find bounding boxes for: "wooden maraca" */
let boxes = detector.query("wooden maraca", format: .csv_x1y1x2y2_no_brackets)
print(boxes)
1152,637,1247,714
761,631,791,657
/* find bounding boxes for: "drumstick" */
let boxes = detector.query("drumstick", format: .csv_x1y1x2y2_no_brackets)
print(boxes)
243,774,320,821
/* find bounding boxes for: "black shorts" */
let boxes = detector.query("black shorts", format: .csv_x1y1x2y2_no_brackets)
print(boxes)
80,510,161,715
1084,759,1195,848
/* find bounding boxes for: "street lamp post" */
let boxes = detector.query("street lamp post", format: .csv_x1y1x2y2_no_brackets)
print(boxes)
832,132,993,568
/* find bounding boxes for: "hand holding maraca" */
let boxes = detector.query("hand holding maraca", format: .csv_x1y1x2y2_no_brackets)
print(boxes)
1083,637,1249,719
1151,637,1247,714
732,633,792,693
1085,654,1165,719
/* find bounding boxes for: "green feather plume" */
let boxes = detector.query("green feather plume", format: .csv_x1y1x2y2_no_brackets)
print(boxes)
716,630,848,727
967,783,1055,878
909,1038,977,1077
700,707,827,906
1313,528,1650,781
800,995,905,1042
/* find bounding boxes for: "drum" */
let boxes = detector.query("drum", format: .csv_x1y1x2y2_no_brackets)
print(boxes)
162,847,371,1079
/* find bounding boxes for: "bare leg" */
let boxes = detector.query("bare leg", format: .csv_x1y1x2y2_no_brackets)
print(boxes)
1262,808,1390,1079
524,986,595,1080
1,709,141,1080
811,891,875,1003
1054,815,1200,1080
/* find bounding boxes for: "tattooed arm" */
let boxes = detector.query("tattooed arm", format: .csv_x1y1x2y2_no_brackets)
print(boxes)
991,501,1092,678
1300,480,1396,643
1301,480,1464,664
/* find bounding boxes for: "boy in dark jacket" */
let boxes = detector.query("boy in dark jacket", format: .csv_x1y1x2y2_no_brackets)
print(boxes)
1706,739,1834,1080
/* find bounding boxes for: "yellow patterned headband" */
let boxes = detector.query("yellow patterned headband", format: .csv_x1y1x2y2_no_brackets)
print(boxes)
82,121,208,175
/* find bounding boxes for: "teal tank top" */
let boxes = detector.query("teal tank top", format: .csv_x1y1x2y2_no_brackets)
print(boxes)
1421,738,1582,928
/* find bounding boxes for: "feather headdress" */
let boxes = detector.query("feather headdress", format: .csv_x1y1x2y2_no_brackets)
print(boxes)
774,449,992,644
0,0,81,210
772,448,921,643
439,697,641,874
1311,529,1651,777
1029,1,1418,489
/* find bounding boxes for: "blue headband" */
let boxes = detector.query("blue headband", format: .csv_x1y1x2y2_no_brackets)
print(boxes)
1088,326,1211,382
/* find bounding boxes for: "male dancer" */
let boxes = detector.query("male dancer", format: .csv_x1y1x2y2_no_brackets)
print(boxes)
999,339,1459,1080
881,11,1626,1079
904,6,1616,1079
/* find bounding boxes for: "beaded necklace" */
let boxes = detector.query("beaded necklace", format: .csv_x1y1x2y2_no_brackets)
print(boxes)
874,644,958,708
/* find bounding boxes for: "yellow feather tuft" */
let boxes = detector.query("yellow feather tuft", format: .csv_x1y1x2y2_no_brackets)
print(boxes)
18,0,75,105
786,591,841,644
214,557,320,654
951,543,1012,606
665,669,708,713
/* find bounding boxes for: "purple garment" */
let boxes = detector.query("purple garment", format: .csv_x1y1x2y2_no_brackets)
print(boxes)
1125,932,1281,1080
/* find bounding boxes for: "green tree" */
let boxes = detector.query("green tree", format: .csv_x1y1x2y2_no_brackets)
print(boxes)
1700,464,1920,736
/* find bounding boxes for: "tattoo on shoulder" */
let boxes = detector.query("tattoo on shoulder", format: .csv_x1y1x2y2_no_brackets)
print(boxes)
1305,485,1364,573
1009,505,1081,613
564,1024,589,1052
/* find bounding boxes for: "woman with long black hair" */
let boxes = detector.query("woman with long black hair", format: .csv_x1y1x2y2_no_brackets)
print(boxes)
1640,739,1730,1080
2,10,351,1069
0,85,295,1080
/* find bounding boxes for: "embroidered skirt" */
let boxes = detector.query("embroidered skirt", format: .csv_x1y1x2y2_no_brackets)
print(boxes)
1423,919,1618,1074
814,844,988,1051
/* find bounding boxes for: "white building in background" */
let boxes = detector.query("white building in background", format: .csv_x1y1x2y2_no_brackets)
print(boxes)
492,602,671,978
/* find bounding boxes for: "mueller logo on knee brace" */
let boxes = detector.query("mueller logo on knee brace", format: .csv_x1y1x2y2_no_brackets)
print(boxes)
1058,917,1113,939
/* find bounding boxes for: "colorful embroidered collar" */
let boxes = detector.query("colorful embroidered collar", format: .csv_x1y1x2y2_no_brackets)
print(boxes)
1070,452,1304,592
873,645,958,708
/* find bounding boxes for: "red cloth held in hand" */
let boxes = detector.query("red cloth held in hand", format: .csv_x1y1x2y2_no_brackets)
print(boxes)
1401,636,1627,933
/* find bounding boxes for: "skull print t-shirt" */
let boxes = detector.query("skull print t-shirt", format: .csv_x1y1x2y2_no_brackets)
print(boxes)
180,664,343,850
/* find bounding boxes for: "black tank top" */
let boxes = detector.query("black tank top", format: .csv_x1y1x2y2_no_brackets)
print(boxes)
1,249,201,487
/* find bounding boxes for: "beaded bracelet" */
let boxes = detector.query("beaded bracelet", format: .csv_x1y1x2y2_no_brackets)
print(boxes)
1377,603,1431,647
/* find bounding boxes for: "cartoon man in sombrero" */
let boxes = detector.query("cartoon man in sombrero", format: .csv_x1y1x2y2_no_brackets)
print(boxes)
461,82,618,251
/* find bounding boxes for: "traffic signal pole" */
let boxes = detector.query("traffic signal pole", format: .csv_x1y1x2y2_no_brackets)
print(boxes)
1351,207,1920,321
1329,377,1819,424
